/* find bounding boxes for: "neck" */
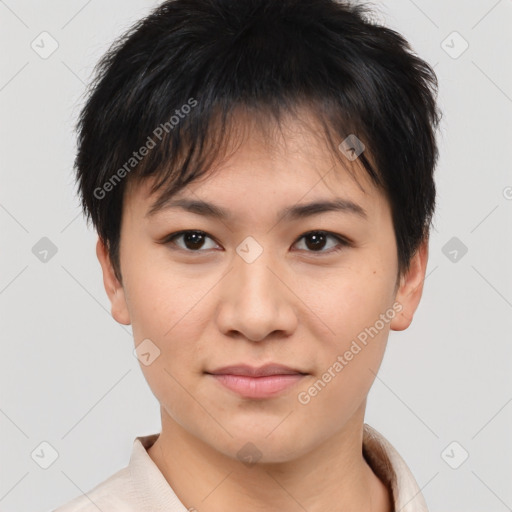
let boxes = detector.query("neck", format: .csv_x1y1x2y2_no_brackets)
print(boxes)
147,405,392,512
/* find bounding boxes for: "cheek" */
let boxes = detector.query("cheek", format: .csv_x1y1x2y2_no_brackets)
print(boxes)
124,259,197,339
298,316,390,424
130,291,207,421
316,266,393,332
310,267,394,387
125,260,212,367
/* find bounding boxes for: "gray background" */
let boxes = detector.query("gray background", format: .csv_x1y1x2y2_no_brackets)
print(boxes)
1,0,511,511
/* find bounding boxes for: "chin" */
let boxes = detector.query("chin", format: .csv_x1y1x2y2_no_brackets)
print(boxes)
209,426,310,466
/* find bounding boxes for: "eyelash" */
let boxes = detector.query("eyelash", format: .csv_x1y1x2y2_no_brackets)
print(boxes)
159,230,352,256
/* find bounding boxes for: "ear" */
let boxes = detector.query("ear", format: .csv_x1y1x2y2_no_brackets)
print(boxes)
96,237,131,325
390,236,429,331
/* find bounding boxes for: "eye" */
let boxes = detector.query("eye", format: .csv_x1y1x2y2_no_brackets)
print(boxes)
159,229,351,255
293,230,351,255
161,230,220,252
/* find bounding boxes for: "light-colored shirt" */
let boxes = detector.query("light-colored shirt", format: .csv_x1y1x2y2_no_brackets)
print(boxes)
53,423,429,511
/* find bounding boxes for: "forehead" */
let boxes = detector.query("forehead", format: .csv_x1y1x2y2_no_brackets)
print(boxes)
124,109,384,221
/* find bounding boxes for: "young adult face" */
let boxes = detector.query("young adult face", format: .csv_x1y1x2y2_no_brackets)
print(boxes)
97,110,428,467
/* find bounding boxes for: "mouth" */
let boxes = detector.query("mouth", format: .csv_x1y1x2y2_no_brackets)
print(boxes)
206,363,308,377
205,363,308,399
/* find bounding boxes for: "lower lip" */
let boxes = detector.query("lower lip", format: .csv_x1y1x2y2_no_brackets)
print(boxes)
207,373,306,398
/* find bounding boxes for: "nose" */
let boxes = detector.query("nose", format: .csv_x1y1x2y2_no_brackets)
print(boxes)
215,249,298,342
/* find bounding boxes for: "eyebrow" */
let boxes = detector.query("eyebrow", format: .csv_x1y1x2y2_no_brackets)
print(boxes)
145,197,368,222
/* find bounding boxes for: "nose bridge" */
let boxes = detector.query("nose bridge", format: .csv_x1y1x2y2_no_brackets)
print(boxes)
216,241,297,341
233,235,279,299
237,250,276,304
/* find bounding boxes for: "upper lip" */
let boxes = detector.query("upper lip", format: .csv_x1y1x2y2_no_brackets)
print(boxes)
206,363,307,377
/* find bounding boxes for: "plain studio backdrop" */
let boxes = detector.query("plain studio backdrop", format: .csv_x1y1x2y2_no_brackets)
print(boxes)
1,1,511,511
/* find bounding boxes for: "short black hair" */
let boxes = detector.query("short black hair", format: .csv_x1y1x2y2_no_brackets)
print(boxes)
74,0,442,285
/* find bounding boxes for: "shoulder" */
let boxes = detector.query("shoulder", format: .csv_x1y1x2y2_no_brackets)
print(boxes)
363,423,429,512
52,433,163,512
52,465,136,512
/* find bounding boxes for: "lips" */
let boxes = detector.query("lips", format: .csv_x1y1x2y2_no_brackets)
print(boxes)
205,363,307,377
205,363,309,398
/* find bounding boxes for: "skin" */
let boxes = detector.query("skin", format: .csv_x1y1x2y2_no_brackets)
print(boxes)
97,110,428,512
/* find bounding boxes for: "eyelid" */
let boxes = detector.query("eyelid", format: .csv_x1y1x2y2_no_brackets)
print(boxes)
159,229,352,254
158,230,221,250
292,231,352,255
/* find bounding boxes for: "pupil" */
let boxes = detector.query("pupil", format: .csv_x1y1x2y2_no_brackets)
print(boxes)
306,232,326,251
182,232,328,251
185,232,204,250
